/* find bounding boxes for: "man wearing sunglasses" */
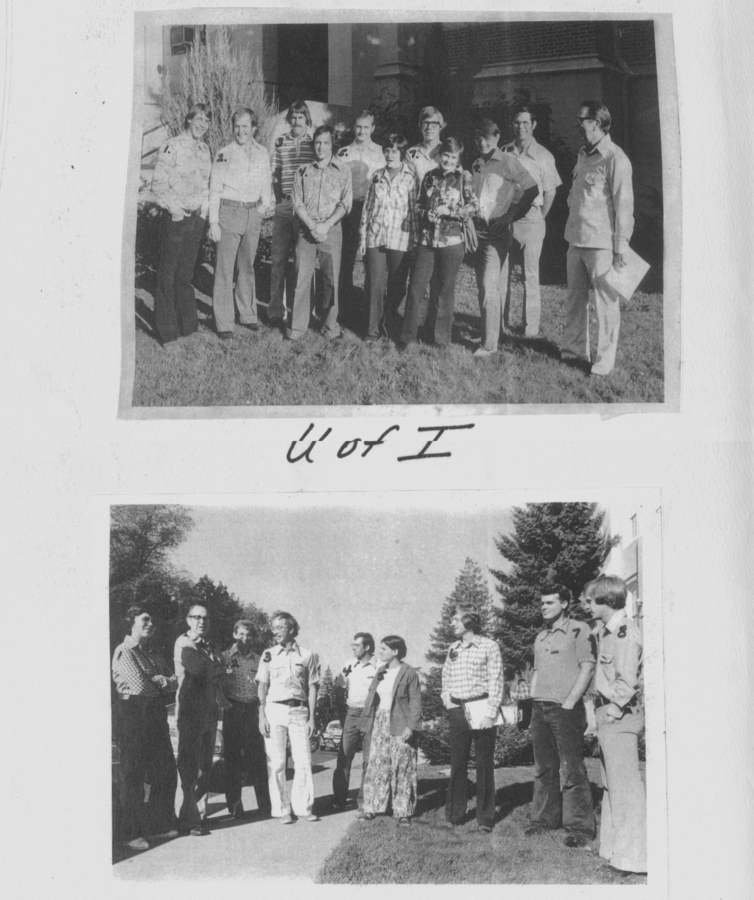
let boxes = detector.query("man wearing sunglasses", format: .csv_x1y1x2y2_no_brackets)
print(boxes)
562,101,634,376
174,605,232,836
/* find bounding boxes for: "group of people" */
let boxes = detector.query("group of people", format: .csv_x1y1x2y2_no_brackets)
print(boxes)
112,573,645,876
150,97,634,375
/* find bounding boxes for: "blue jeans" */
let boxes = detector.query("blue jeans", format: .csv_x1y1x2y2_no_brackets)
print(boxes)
529,700,595,836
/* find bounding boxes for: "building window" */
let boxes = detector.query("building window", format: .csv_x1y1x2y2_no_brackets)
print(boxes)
170,26,206,56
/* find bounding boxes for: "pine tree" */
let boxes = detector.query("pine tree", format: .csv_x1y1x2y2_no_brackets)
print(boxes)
423,558,494,721
316,666,338,729
491,503,617,679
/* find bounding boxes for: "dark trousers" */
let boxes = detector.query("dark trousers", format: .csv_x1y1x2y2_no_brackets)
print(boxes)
332,707,372,806
364,247,410,339
116,697,177,840
223,699,271,813
177,710,217,830
401,243,465,346
154,211,205,344
529,701,595,836
446,707,497,828
339,200,364,316
269,199,297,321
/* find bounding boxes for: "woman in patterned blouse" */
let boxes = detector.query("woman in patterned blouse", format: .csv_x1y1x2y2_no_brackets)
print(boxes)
359,134,418,341
399,137,479,349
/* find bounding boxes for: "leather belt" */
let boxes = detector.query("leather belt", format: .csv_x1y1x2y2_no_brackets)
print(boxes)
451,693,488,705
117,693,163,702
221,198,259,208
273,698,307,708
594,694,638,713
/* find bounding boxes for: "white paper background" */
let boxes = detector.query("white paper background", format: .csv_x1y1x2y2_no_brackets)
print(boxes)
1,1,752,898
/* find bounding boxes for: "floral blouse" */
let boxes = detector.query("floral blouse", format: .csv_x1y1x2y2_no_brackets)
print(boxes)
359,163,418,252
416,167,479,249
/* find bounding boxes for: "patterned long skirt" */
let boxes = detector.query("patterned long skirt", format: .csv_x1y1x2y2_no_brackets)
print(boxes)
362,708,417,818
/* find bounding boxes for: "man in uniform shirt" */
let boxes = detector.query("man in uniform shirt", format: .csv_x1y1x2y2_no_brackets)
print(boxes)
562,100,634,375
256,611,320,823
332,632,377,811
174,604,231,836
406,106,446,185
112,606,178,851
268,100,316,330
289,125,353,341
208,107,273,342
501,106,563,336
336,111,386,321
526,584,597,847
471,118,539,357
583,575,646,874
441,608,504,832
221,619,272,820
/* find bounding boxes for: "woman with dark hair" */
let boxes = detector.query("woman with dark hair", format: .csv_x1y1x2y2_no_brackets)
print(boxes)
150,103,213,349
359,635,422,826
359,133,417,341
400,136,479,349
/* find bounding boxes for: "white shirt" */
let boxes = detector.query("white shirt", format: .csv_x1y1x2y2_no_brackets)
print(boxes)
209,139,273,224
335,656,378,708
376,666,400,704
336,140,386,201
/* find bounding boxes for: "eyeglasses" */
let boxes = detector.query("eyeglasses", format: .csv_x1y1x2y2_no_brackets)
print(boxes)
422,121,442,127
576,117,595,123
188,615,209,621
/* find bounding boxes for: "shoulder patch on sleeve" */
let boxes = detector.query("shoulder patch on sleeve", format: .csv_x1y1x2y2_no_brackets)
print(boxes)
588,633,598,659
262,650,272,663
572,627,581,638
216,153,225,162
337,147,348,157
275,136,284,148
617,625,627,638
298,164,308,174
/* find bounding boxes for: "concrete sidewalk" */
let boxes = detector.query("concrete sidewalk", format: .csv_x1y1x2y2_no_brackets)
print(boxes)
114,750,363,882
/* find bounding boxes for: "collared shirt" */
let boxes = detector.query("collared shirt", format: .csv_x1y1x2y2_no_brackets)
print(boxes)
565,133,634,253
334,656,379,708
502,137,562,219
406,143,442,187
151,132,212,216
532,616,596,705
209,139,272,224
272,130,316,200
471,147,538,224
292,158,353,224
221,643,261,703
360,164,418,252
173,632,227,719
337,139,386,201
441,635,504,721
256,641,320,703
593,610,643,709
112,635,176,698
416,167,479,249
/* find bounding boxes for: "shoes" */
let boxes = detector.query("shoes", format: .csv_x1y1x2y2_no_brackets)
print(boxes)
524,824,547,837
478,825,493,833
564,833,591,848
590,365,613,376
398,817,411,827
473,346,495,358
604,864,645,877
331,800,348,811
161,341,180,354
395,341,409,353
182,824,210,837
364,335,380,343
304,814,320,822
267,317,286,331
256,808,273,819
144,828,178,840
279,813,294,825
560,354,590,374
217,331,233,342
240,322,259,332
229,803,246,820
125,837,150,851
358,812,376,821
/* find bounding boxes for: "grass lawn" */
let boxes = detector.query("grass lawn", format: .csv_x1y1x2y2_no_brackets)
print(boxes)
130,258,664,408
316,758,647,885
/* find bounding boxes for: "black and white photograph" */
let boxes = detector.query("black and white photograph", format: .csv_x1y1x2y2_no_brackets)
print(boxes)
121,11,679,413
108,492,665,885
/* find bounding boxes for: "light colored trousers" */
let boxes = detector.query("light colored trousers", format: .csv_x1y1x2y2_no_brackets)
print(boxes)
212,204,262,333
562,246,620,374
596,706,647,873
289,224,342,340
473,235,513,351
501,213,546,336
263,701,314,817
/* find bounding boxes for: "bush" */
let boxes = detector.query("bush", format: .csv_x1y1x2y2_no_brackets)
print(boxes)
418,719,534,767
159,25,278,157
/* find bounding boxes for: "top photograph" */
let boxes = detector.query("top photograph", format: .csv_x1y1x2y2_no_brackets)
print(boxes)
120,12,678,417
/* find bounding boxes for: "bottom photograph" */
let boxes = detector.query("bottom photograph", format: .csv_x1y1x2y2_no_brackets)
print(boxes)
108,492,663,885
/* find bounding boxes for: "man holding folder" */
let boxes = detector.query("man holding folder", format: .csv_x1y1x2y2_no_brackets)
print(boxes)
441,608,504,833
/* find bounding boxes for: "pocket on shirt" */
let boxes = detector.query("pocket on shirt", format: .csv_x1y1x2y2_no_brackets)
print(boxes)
584,172,607,189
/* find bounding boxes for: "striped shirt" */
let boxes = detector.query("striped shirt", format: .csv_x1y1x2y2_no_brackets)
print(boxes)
293,158,353,224
272,130,316,201
360,164,418,252
221,644,261,703
416,167,479,249
441,635,504,721
209,139,272,224
112,635,176,698
532,617,596,704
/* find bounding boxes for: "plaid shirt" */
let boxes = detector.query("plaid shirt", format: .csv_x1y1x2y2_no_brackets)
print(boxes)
293,158,353,224
416,167,479,249
221,644,261,703
272,130,316,201
112,635,176,697
441,635,504,720
151,132,211,217
360,164,418,252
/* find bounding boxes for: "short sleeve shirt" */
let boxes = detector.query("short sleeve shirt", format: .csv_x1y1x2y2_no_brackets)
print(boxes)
532,617,596,704
221,644,261,703
406,143,442,187
336,140,386,202
593,610,643,709
471,148,538,223
335,656,378,708
256,642,320,703
502,137,562,218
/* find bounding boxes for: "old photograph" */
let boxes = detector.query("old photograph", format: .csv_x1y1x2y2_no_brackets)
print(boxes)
121,11,679,415
109,491,664,884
